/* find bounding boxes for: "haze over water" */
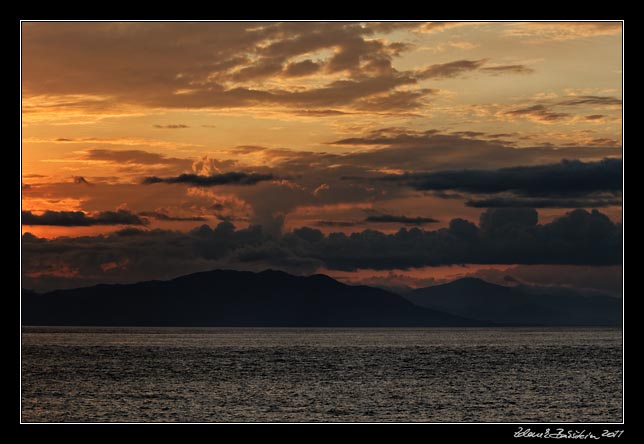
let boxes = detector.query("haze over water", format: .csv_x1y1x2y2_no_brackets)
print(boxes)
21,327,622,423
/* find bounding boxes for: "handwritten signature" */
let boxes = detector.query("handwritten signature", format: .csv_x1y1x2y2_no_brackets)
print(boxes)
514,427,624,440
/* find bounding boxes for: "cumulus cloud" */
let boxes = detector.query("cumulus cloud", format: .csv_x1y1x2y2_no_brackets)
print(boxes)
142,172,276,186
22,208,621,291
22,209,148,226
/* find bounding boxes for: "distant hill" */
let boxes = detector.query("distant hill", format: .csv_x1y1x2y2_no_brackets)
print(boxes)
22,269,484,327
405,277,622,326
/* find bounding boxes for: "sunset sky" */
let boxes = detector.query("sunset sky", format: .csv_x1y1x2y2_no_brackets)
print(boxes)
21,21,622,292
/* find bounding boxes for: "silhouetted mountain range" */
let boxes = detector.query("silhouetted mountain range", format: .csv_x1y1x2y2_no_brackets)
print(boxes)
22,269,483,327
404,277,621,326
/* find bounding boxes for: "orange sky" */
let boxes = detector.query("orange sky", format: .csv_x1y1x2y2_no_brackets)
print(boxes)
21,22,623,290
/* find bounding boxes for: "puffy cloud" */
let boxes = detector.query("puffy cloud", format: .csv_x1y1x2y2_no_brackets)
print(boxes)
22,208,621,291
22,209,148,226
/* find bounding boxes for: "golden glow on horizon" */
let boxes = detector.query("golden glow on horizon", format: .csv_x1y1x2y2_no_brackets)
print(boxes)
22,21,622,242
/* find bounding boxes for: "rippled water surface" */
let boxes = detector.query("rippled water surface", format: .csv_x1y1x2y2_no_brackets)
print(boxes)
21,327,622,422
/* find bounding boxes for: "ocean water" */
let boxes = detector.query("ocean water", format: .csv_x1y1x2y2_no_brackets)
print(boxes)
21,327,622,423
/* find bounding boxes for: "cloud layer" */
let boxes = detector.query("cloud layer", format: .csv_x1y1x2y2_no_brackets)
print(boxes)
23,210,147,226
143,172,276,186
23,208,621,290
22,23,540,116
379,158,621,198
364,214,439,225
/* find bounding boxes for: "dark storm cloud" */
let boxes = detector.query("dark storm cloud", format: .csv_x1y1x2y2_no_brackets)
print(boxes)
503,104,570,122
22,209,148,226
142,172,276,186
465,195,622,208
585,114,605,120
153,124,190,129
364,214,439,225
22,208,622,291
379,158,621,197
559,95,622,106
138,211,207,222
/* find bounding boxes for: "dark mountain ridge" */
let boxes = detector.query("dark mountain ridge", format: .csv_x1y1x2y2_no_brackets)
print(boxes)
22,269,483,327
405,277,622,326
